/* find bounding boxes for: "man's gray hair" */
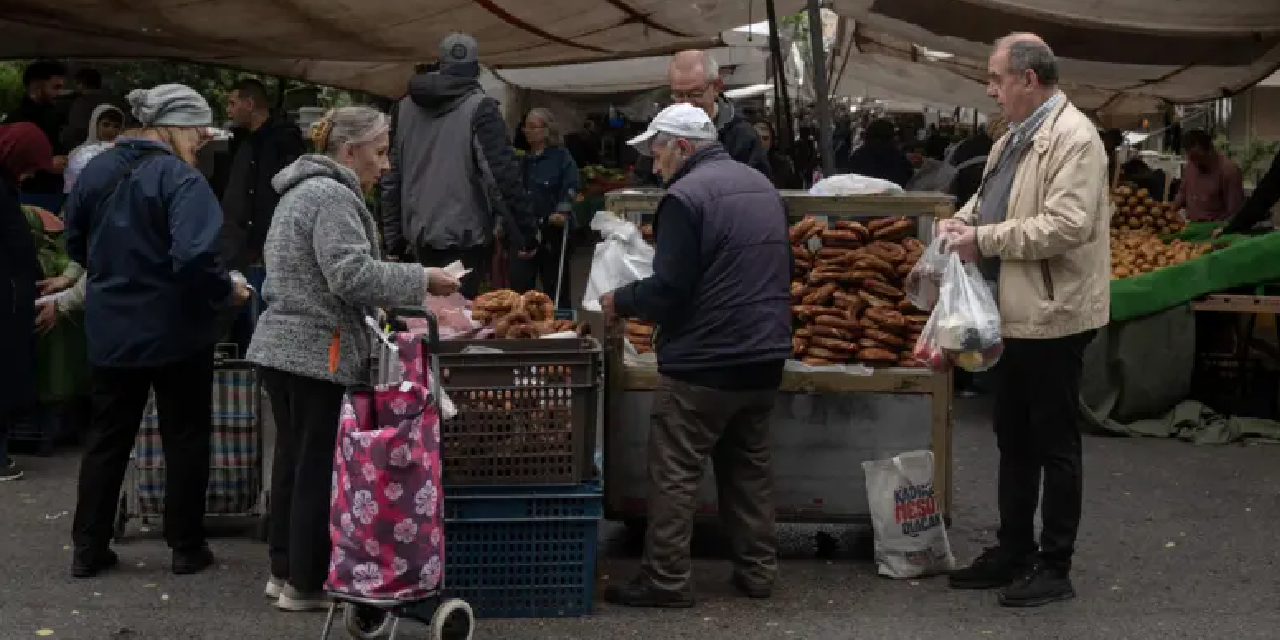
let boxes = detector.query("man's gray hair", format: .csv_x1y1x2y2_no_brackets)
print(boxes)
997,36,1059,86
526,107,563,146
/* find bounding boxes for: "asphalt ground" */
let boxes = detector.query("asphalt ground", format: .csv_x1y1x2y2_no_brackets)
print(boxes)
3,395,1279,640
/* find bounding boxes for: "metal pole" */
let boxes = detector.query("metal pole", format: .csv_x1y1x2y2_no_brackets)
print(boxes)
806,0,835,178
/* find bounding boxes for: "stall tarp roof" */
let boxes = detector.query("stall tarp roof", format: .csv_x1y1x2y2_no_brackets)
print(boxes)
492,46,766,94
830,0,1280,114
3,0,803,97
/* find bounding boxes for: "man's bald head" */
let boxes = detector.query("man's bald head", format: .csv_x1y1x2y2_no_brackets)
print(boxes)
986,32,1060,122
668,50,722,118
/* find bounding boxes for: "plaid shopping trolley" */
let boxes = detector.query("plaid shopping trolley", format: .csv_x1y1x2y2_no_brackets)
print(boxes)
115,346,266,540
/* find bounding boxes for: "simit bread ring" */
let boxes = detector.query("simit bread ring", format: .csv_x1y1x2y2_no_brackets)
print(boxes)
865,308,908,330
862,279,905,299
802,356,835,367
900,237,924,253
832,219,871,242
792,337,808,356
852,255,896,278
810,325,854,340
857,290,895,308
866,217,899,234
872,218,916,241
867,241,908,263
864,329,906,350
814,315,861,332
810,336,858,352
789,217,817,243
855,347,899,364
805,346,842,360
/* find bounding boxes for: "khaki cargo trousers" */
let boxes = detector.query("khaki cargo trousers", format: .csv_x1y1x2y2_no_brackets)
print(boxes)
642,375,778,593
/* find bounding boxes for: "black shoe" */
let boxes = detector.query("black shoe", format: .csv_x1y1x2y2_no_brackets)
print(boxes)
71,548,119,578
603,576,695,608
0,460,23,481
999,561,1075,607
732,574,773,599
172,545,215,575
948,546,1033,590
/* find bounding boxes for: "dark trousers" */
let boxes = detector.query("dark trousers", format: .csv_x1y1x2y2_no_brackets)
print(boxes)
642,376,778,592
509,228,572,309
72,348,215,553
260,367,346,592
416,245,492,299
993,330,1095,572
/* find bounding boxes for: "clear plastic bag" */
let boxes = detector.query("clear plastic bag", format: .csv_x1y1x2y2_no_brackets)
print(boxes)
903,234,949,311
808,173,905,196
911,253,1003,373
581,211,655,312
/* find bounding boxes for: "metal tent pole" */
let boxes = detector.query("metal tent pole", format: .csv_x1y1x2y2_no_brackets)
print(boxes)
806,0,835,178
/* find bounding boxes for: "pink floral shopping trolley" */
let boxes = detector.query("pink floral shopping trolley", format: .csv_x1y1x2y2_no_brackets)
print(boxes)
320,311,474,640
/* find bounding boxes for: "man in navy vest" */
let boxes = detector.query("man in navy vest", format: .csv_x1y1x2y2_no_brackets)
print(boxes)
598,104,793,608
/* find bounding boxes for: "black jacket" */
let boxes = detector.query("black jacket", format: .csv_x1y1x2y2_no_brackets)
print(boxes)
846,140,915,188
634,97,771,185
1223,150,1280,234
0,181,39,418
214,113,306,268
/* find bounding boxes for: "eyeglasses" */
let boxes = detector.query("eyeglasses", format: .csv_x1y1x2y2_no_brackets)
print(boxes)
669,85,711,103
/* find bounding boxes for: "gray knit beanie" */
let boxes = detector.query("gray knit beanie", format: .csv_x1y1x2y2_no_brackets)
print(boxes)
126,83,213,128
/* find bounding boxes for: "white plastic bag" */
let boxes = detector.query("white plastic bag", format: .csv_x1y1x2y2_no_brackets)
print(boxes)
911,253,1003,373
903,234,950,311
862,450,956,579
808,173,905,196
581,211,655,312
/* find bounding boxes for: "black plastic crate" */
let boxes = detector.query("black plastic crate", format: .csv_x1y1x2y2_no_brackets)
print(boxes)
1192,352,1280,420
437,338,602,486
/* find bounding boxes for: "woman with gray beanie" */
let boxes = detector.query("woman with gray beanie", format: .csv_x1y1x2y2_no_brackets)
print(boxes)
64,83,250,579
248,106,458,611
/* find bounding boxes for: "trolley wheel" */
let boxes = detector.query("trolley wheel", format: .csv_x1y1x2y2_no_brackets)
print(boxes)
430,599,474,640
112,494,128,542
342,603,395,640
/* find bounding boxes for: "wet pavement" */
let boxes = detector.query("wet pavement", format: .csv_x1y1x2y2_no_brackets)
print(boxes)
3,396,1279,639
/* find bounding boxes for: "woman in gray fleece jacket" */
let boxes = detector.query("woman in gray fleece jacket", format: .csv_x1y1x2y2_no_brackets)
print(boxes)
247,107,458,612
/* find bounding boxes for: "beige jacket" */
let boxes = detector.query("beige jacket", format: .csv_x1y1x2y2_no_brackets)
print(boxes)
954,97,1111,339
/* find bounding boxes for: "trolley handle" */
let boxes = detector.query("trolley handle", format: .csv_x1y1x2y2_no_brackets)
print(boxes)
386,306,440,353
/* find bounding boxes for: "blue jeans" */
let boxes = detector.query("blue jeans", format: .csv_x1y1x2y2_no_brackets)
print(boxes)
228,266,267,357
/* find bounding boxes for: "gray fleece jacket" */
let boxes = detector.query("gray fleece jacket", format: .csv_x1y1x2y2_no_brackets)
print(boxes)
248,155,428,385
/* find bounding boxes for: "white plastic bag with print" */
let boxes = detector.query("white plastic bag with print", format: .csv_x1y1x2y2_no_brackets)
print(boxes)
862,450,956,579
581,211,654,312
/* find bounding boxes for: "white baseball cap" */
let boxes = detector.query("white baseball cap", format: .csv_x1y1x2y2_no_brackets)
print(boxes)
627,103,718,155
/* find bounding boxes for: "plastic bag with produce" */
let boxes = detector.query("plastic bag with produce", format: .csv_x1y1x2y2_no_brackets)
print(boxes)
903,234,949,311
911,253,1002,373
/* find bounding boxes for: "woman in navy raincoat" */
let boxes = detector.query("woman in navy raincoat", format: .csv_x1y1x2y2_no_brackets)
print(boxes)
512,108,579,311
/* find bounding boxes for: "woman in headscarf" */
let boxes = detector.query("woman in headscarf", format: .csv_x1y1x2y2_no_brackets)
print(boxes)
0,122,54,482
64,84,250,579
64,104,125,196
248,107,458,611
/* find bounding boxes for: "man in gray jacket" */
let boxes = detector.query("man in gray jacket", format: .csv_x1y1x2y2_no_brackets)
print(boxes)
380,33,538,297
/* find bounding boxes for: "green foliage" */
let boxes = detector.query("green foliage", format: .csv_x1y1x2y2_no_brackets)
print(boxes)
0,61,25,116
1215,134,1280,184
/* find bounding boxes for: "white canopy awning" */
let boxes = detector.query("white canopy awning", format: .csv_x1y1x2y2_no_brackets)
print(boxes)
492,46,767,94
830,0,1280,115
3,0,804,97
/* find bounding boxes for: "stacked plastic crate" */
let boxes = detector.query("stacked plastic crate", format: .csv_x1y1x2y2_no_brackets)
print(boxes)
436,338,604,618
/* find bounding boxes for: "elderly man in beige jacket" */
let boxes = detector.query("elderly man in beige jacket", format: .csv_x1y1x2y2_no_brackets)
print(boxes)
941,33,1110,608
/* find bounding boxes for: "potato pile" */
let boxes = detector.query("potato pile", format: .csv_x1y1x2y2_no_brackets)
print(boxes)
1110,185,1185,234
790,216,929,368
624,320,654,354
1110,230,1215,279
471,289,582,338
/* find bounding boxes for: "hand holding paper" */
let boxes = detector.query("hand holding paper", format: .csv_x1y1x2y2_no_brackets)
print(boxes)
425,260,469,297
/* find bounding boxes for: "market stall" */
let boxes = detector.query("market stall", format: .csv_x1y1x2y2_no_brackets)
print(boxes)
600,190,957,532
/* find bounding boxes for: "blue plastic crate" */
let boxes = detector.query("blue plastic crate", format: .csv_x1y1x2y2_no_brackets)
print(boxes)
444,484,601,618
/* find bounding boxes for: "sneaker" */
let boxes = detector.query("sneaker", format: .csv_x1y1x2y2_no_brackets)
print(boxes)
71,548,119,578
731,573,773,599
0,460,23,482
999,561,1075,607
172,545,215,575
603,576,695,609
275,585,331,612
948,546,1033,590
264,577,286,600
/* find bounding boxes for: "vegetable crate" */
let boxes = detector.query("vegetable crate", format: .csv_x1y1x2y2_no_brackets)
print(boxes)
438,338,602,486
442,483,602,618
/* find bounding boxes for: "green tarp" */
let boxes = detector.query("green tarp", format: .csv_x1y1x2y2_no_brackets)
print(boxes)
1109,223,1280,322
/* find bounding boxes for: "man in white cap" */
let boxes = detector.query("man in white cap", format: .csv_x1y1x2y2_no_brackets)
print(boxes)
598,103,792,608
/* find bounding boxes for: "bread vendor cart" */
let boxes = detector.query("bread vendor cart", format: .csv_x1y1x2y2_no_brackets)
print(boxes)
601,189,957,541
